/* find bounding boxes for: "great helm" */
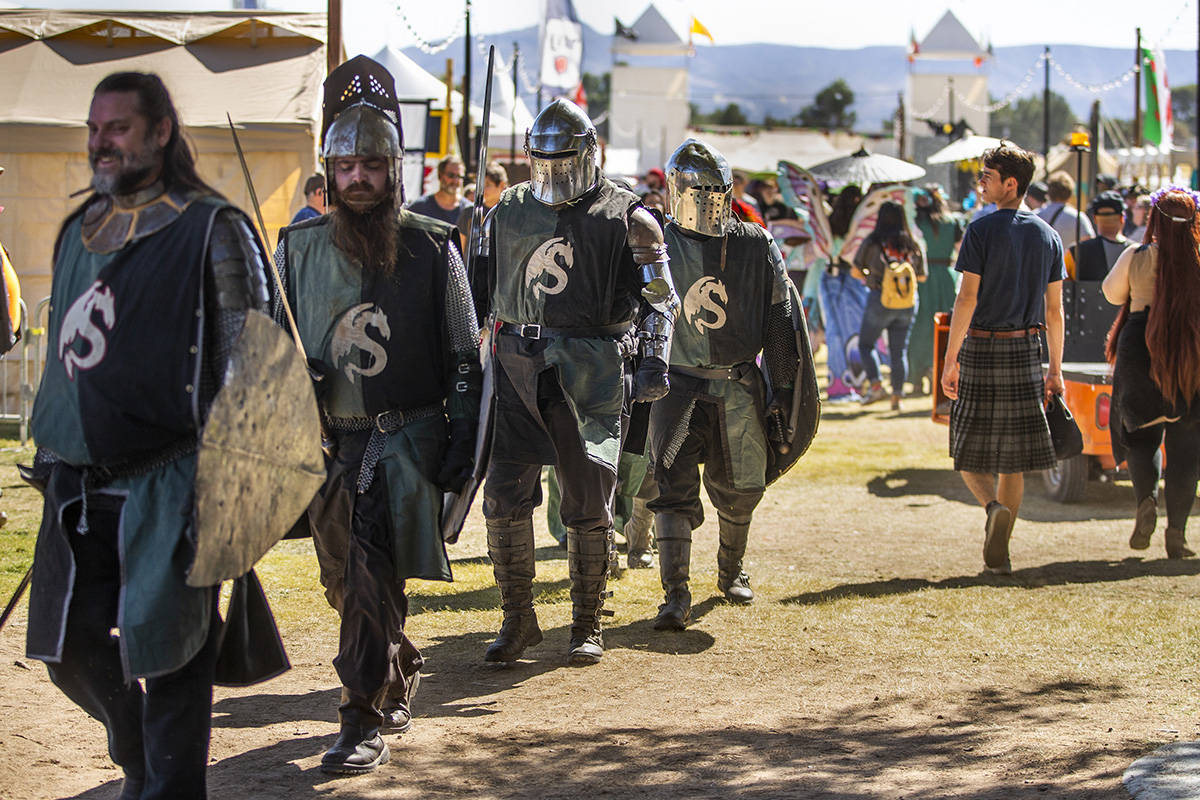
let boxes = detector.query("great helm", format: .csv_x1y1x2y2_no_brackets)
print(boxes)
525,98,598,206
320,55,405,212
666,138,732,237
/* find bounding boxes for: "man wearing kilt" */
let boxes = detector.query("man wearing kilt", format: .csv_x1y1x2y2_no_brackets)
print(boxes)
940,143,1065,574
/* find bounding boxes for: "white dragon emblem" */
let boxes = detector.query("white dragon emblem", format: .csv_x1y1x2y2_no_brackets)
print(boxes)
525,237,573,297
331,302,391,382
58,280,116,380
682,276,728,333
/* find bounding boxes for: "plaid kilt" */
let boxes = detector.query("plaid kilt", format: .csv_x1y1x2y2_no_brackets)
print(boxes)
949,334,1056,473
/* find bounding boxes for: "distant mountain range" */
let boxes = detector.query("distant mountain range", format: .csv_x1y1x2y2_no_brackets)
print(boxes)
403,24,1195,136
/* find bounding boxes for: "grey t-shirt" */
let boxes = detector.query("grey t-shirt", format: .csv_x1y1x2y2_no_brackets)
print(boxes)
407,192,470,230
955,209,1065,330
1036,201,1094,249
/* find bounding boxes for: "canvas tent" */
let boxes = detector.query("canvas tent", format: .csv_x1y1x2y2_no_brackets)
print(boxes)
0,10,326,305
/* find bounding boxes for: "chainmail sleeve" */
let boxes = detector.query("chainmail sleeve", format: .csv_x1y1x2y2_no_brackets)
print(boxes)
269,238,290,330
763,239,798,389
201,208,269,411
444,241,482,422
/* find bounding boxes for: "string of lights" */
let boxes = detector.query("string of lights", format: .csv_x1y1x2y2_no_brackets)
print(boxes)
952,52,1045,113
394,2,465,54
910,92,946,121
1047,53,1135,95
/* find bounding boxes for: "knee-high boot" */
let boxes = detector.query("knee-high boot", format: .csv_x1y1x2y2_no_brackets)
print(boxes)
484,518,543,663
717,516,754,604
567,527,613,665
652,513,691,630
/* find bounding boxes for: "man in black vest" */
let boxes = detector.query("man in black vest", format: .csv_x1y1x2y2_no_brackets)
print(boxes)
1067,191,1129,281
26,72,269,799
272,56,481,775
472,98,680,666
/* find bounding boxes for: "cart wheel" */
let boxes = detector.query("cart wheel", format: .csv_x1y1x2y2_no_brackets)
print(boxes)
1042,454,1089,503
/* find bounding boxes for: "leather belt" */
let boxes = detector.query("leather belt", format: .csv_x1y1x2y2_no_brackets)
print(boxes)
670,362,754,381
325,403,443,494
497,320,632,339
967,325,1043,339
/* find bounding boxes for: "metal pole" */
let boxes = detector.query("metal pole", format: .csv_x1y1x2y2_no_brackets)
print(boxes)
462,0,473,173
896,91,906,160
1043,46,1051,173
947,76,954,131
1134,28,1143,148
512,42,519,164
1075,146,1083,250
326,0,341,75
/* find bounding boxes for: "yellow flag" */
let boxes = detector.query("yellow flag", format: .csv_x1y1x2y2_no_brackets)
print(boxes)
689,16,713,43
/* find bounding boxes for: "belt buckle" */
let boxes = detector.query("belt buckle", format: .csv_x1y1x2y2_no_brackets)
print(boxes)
375,410,400,433
521,323,542,339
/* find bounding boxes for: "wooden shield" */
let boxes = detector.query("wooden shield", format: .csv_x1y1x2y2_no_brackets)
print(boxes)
187,310,326,587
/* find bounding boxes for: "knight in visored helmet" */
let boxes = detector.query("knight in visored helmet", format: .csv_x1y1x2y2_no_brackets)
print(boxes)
646,138,819,631
468,96,681,667
271,55,482,776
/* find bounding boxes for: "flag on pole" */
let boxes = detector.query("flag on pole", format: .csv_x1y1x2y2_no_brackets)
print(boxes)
540,0,582,96
689,17,713,43
1142,45,1173,148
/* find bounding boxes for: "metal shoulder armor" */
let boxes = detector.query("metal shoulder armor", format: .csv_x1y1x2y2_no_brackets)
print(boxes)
209,208,269,312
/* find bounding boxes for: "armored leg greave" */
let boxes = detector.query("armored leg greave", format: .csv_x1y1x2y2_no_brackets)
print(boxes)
485,519,543,663
653,513,692,630
567,528,614,665
716,516,754,604
624,497,655,569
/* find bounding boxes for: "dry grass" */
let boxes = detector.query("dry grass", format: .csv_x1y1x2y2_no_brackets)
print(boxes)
4,403,1200,798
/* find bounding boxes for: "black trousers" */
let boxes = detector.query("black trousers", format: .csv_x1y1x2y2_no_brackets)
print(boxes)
46,496,219,800
648,400,764,530
308,430,422,730
1124,419,1200,530
483,368,618,534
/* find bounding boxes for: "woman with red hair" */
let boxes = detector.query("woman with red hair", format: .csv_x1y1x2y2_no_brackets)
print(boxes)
1103,187,1200,558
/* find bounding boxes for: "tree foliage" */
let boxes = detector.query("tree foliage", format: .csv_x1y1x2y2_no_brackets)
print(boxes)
795,79,856,130
988,91,1077,151
691,102,750,126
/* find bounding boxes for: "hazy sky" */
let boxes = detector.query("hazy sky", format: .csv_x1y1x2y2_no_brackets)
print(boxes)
12,0,1198,52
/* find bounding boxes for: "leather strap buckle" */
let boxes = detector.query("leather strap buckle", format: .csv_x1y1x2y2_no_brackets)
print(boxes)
520,323,542,338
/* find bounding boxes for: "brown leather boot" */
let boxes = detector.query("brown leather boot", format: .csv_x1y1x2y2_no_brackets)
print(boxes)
1165,527,1196,559
1130,495,1157,550
484,519,543,663
567,528,613,665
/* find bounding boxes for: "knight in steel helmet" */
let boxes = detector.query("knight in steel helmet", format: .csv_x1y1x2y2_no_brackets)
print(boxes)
525,98,599,206
666,138,733,237
320,55,405,212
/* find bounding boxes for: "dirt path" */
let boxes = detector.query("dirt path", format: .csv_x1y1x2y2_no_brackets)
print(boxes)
2,407,1197,799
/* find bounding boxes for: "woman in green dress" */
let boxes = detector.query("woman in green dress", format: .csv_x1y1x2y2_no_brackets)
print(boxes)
909,185,963,395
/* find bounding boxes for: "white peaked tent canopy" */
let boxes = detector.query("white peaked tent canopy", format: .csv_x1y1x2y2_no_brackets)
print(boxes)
371,44,535,141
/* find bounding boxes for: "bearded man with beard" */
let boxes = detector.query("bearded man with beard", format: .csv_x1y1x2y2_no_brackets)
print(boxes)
25,72,270,799
273,56,481,775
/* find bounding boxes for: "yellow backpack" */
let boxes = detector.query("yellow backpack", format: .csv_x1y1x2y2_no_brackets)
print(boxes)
880,260,917,310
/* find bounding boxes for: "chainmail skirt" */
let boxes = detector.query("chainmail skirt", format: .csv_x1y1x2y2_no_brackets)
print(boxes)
949,334,1056,474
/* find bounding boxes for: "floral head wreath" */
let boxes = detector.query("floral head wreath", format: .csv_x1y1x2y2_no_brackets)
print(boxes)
1148,185,1200,223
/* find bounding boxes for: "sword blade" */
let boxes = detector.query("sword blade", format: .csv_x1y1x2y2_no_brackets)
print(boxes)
465,46,496,272
226,113,308,361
